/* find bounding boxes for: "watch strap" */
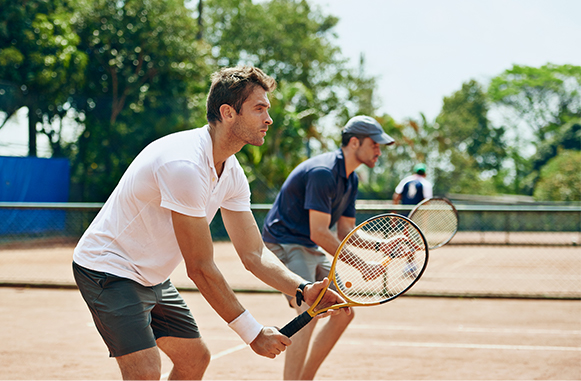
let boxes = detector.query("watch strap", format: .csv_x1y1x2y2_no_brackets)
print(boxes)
295,281,312,307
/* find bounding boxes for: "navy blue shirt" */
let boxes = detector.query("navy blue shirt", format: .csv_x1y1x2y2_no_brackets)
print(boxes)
262,149,358,247
401,179,425,205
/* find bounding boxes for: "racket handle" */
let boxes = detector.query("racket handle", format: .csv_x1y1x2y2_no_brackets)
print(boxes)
279,310,313,338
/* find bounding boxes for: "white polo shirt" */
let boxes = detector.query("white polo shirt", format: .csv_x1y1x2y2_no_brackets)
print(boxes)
73,125,251,286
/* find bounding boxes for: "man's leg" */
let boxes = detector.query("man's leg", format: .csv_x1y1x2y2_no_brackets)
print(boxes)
157,336,211,380
299,310,354,380
116,346,162,380
283,303,318,380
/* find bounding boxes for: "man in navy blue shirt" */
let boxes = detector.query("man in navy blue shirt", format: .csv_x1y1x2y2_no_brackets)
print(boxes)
262,115,394,380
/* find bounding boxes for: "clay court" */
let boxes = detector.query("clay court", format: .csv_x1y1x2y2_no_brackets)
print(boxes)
1,242,580,380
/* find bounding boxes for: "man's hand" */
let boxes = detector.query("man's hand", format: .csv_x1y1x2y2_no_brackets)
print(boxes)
250,327,291,358
302,278,351,317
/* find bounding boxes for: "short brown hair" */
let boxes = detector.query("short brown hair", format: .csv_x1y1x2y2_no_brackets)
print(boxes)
206,66,277,124
341,133,366,147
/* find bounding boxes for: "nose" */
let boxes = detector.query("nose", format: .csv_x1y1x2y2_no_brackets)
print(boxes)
265,112,273,125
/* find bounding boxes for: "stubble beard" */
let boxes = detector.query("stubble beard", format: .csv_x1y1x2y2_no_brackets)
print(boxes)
232,119,265,147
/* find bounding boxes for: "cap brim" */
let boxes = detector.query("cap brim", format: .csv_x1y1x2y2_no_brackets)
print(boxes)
370,133,395,145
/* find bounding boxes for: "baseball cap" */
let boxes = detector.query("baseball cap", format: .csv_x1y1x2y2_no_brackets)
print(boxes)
414,163,426,174
342,115,395,145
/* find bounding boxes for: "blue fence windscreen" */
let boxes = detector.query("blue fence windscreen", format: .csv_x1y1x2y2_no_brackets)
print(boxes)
0,156,70,235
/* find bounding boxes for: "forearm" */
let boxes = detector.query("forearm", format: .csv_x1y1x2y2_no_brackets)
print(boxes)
392,193,401,204
186,261,245,323
311,227,342,256
242,245,304,297
222,209,303,297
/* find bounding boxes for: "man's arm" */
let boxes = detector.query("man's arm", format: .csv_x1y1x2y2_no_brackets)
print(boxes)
171,210,290,358
310,210,384,280
221,209,348,313
309,210,355,255
392,192,402,204
221,208,304,296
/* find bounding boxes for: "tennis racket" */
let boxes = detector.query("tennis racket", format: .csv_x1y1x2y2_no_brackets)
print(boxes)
408,197,458,250
279,213,428,338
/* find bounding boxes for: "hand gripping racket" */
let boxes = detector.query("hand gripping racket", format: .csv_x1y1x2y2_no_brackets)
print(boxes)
279,213,428,338
408,197,459,250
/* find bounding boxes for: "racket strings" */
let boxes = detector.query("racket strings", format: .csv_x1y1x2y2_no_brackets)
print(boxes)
410,200,458,249
335,216,427,304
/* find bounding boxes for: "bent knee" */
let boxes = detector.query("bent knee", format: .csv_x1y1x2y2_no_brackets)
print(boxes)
331,309,355,325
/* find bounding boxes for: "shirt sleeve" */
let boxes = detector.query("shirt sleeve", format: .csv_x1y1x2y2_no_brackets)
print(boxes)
157,160,209,217
220,165,252,212
394,178,408,194
423,179,433,199
304,167,336,214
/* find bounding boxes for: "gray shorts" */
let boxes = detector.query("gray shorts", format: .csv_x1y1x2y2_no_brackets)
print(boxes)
265,242,334,305
73,262,200,357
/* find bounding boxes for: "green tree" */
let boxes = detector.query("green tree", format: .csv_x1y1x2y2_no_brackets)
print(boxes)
533,150,581,201
489,64,581,194
0,0,87,156
489,64,581,142
434,80,507,195
70,0,210,200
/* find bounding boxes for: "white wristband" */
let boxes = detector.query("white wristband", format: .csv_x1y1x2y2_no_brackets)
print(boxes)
228,310,264,345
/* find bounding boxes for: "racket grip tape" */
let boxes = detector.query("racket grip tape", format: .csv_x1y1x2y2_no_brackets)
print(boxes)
279,310,313,337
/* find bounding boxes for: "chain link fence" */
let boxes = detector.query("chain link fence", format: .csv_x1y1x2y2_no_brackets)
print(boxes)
0,202,580,299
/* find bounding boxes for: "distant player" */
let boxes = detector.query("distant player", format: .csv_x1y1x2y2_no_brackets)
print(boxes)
393,163,433,212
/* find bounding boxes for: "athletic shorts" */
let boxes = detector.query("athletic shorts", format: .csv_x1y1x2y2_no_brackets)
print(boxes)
73,261,200,357
265,242,334,306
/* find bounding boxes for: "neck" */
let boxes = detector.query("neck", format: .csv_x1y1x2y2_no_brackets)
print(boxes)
208,123,243,176
341,146,360,177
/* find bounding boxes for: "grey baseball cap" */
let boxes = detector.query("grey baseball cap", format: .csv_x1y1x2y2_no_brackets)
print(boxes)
342,115,395,145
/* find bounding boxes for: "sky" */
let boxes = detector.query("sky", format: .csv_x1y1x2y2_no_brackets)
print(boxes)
309,0,581,121
1,0,580,157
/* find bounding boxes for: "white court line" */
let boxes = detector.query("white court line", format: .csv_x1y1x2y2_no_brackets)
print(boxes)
350,324,581,335
210,343,247,360
344,339,581,352
161,344,247,380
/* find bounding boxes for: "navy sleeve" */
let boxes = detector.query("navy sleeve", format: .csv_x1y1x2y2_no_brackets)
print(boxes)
304,167,336,215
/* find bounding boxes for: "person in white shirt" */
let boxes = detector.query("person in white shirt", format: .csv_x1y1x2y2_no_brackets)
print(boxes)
392,163,433,213
73,66,347,380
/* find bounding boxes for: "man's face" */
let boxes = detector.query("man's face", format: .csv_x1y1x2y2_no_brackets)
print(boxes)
231,86,273,146
355,137,382,168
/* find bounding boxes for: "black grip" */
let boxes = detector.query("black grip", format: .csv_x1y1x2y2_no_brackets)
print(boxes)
279,310,314,337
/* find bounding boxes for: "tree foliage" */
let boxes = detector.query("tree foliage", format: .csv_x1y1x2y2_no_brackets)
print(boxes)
0,0,87,156
0,1,579,203
533,150,581,201
434,80,507,195
69,0,210,200
488,64,581,196
488,63,581,142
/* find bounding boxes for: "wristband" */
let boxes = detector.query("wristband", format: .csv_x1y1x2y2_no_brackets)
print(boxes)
228,310,263,344
295,281,312,307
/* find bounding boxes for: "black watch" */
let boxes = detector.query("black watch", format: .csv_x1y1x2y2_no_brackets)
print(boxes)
295,281,312,307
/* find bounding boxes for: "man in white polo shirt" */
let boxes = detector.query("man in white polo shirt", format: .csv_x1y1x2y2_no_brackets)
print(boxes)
73,66,347,380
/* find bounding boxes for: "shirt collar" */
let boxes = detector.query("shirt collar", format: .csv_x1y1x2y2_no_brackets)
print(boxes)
336,148,348,179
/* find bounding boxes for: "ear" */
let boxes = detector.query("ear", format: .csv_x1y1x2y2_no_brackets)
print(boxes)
219,104,235,122
349,136,361,148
